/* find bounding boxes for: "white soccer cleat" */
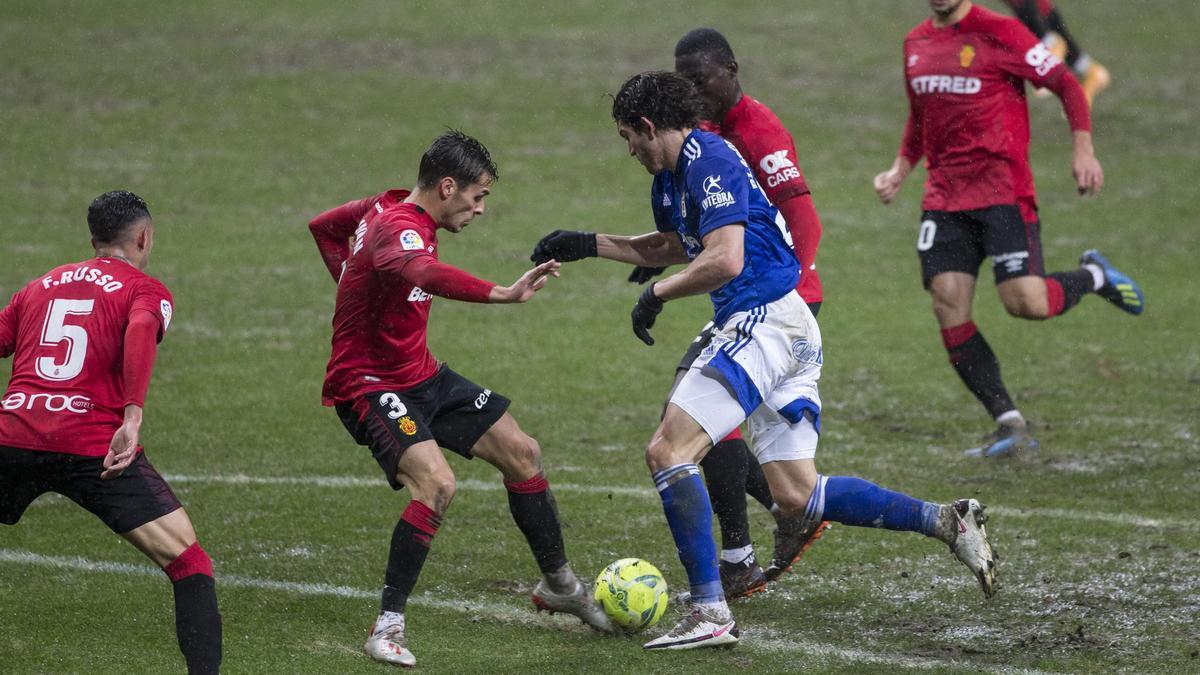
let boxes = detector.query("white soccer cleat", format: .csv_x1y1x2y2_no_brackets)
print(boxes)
643,606,739,650
532,578,617,634
949,499,997,598
363,618,416,667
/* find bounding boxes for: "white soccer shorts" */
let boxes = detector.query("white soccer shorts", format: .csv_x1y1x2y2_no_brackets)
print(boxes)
670,290,823,464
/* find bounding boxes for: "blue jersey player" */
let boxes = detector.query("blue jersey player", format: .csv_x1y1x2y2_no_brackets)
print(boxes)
532,71,999,650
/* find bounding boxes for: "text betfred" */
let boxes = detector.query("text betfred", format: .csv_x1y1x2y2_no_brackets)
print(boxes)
910,75,982,95
41,266,124,293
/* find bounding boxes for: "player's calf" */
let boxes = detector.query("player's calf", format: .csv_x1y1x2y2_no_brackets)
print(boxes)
162,541,222,675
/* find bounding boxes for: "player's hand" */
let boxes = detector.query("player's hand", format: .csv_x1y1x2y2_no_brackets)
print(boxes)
627,266,666,284
873,168,905,204
495,260,561,303
102,418,141,480
530,230,597,265
631,283,664,346
1072,152,1104,196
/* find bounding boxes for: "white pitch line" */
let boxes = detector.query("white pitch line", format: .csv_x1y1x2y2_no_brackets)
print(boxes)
0,548,1048,675
162,473,1198,531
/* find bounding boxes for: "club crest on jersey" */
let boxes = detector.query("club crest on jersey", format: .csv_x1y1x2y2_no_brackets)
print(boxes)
399,229,425,251
700,175,735,210
397,416,418,435
959,45,976,68
160,300,173,331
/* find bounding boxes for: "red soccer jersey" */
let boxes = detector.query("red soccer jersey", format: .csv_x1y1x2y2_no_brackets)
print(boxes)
901,4,1071,215
0,258,172,456
704,95,823,303
318,190,443,405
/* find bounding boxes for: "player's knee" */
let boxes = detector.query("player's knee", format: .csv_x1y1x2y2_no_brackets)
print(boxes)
410,469,456,514
644,436,678,472
504,433,542,476
772,484,814,518
1000,291,1048,319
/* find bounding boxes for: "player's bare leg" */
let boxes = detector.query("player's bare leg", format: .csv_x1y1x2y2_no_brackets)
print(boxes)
644,404,739,650
470,413,614,633
365,440,454,668
123,509,221,675
760,458,996,598
928,272,1033,457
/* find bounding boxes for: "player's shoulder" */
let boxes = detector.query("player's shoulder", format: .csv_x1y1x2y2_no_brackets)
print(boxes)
905,18,935,43
964,4,1034,46
728,97,794,152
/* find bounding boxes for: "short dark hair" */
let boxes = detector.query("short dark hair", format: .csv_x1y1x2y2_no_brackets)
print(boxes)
611,71,705,133
416,130,498,189
87,190,151,244
674,28,736,63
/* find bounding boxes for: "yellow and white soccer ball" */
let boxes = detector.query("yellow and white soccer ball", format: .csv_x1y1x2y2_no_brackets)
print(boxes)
593,558,669,633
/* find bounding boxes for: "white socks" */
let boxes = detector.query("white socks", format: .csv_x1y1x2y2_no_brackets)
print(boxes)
996,410,1026,428
374,610,405,635
720,546,754,564
1084,263,1105,291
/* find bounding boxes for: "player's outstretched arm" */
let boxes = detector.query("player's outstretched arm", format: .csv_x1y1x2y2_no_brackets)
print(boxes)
489,260,562,304
530,230,687,267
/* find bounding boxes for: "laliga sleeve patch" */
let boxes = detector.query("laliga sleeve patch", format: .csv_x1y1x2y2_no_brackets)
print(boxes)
399,229,425,251
160,299,173,331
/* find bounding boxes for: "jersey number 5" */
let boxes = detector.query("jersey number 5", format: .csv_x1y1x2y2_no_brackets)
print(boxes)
36,298,95,381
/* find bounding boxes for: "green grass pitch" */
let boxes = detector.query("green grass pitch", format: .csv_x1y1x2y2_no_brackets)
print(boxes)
1,1,1197,672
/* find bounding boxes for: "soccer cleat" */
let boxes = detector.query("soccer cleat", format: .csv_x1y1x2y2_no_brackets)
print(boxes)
643,606,739,650
762,518,831,582
363,618,416,667
532,578,617,634
948,499,997,599
1080,62,1111,106
1081,249,1145,315
964,422,1039,458
672,555,768,605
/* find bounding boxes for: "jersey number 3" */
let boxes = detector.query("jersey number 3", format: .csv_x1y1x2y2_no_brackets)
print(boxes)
36,298,95,381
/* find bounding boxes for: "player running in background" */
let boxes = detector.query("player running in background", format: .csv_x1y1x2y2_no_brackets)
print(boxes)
0,191,222,674
873,0,1145,458
308,130,612,667
1001,0,1110,105
533,71,996,650
623,28,830,599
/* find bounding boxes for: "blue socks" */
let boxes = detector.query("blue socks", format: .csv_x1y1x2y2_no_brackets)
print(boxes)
808,475,940,537
653,464,722,604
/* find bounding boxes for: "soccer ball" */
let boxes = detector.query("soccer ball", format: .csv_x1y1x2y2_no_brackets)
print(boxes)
593,558,669,633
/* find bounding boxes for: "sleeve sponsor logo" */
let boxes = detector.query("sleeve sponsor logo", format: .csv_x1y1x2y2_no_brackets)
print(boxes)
760,150,802,188
1024,42,1061,77
909,75,982,95
959,45,976,68
699,174,736,210
399,229,425,251
407,286,433,302
160,299,173,331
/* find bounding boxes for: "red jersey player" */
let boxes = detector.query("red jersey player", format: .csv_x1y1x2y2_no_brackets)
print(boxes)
308,131,612,668
625,28,831,598
0,191,221,674
874,0,1145,458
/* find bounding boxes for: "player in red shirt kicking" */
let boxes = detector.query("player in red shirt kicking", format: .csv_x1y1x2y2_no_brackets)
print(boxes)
874,0,1144,458
0,191,221,674
626,29,831,598
308,130,611,668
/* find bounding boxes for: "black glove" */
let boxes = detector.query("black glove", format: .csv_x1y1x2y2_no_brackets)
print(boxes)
530,230,597,264
627,265,666,284
631,283,664,346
